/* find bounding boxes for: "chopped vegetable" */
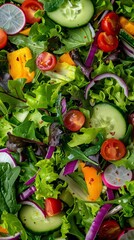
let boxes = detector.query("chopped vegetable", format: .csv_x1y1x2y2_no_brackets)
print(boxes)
0,28,8,49
59,52,76,66
7,47,35,83
63,109,86,132
80,161,103,201
120,16,134,36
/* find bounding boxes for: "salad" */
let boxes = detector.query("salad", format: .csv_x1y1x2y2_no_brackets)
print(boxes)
0,0,134,239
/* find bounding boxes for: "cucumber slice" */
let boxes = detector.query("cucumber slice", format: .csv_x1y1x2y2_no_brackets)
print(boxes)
119,29,134,48
19,205,63,233
47,0,94,28
89,103,127,139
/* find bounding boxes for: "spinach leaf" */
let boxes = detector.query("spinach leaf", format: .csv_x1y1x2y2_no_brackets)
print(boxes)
0,163,21,214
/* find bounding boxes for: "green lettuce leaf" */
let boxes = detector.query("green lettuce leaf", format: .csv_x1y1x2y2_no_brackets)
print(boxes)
68,127,104,147
0,211,27,240
35,159,60,199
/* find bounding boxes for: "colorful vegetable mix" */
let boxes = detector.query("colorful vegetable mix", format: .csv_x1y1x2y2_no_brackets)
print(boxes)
0,0,134,239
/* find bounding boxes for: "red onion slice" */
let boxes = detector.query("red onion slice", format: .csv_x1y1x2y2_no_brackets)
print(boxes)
45,145,55,159
0,232,20,240
19,186,36,201
24,175,36,186
85,188,114,240
63,160,78,175
85,73,129,99
0,148,16,167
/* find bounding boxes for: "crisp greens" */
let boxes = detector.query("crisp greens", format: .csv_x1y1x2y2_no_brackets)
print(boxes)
0,0,134,239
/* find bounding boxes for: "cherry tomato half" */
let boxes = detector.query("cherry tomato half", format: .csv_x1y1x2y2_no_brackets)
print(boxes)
0,28,8,49
36,52,57,71
45,198,63,217
97,32,119,52
100,138,126,161
21,0,44,24
101,11,120,35
98,219,121,240
63,109,86,132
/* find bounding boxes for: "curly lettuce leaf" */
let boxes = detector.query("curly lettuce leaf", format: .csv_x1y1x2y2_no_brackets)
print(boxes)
35,159,61,199
0,117,13,147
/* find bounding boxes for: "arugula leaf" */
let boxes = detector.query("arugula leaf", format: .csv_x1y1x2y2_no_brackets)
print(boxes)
0,163,21,214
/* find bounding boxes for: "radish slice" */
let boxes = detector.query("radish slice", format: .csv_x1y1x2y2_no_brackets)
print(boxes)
102,164,132,190
0,3,26,35
0,149,16,167
20,200,45,217
118,228,134,240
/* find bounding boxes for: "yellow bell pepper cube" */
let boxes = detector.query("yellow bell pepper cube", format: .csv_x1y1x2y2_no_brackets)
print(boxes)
20,27,31,36
120,16,134,36
7,47,35,83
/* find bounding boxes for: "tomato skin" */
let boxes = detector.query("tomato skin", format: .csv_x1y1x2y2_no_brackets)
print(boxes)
63,110,86,132
97,32,119,52
98,219,121,240
36,52,57,71
45,198,63,216
0,28,8,49
101,11,120,35
100,138,126,161
21,0,44,24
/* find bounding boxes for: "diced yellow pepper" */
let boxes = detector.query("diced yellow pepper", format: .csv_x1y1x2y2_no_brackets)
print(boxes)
120,16,134,36
20,27,31,36
7,47,35,83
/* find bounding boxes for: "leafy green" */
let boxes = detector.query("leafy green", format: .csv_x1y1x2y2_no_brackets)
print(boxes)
68,127,104,147
0,117,13,147
40,0,64,12
0,211,27,240
35,159,60,199
0,163,21,214
116,0,134,20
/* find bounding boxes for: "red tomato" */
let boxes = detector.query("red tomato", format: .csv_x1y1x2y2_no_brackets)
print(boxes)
98,219,121,240
0,28,8,49
100,138,126,161
45,198,63,216
101,11,120,35
63,109,86,132
97,32,119,52
21,0,44,24
36,52,57,71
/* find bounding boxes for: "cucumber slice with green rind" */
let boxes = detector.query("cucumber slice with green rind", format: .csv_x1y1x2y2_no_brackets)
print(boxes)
89,103,127,139
19,205,64,233
47,0,94,28
119,29,134,48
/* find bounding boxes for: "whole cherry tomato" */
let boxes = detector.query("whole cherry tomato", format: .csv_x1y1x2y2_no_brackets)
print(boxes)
45,198,63,216
0,28,8,49
63,109,86,132
101,11,121,35
98,219,121,240
36,52,57,71
100,138,126,161
21,0,44,24
97,32,119,52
